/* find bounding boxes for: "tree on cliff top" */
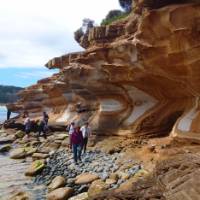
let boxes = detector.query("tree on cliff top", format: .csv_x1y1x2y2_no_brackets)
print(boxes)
74,18,94,46
104,10,124,20
101,0,132,25
82,18,94,33
101,10,125,25
119,0,132,12
74,27,84,44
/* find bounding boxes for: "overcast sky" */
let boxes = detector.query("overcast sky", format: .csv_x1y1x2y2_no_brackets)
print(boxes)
0,0,121,87
0,0,121,69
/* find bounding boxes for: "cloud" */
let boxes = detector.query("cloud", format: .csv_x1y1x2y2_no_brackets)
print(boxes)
0,0,121,68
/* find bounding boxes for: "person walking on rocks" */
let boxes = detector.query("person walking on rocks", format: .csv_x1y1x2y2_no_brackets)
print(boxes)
24,116,31,137
23,110,29,118
71,126,83,164
7,108,11,121
43,111,49,125
37,111,49,139
68,122,75,150
80,122,91,153
38,119,47,139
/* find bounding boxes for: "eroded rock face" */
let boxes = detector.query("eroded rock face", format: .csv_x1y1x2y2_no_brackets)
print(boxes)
9,3,200,140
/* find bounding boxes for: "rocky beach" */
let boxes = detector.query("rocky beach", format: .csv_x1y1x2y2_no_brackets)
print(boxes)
1,126,200,199
0,129,150,199
1,0,200,199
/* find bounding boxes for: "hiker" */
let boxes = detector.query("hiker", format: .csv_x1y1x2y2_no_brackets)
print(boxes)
38,119,47,139
7,108,11,120
43,111,49,125
37,111,49,139
23,110,29,118
68,122,75,149
24,116,31,137
80,122,91,153
71,126,83,164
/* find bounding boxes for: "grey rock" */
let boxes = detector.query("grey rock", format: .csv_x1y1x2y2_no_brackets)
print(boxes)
100,172,109,181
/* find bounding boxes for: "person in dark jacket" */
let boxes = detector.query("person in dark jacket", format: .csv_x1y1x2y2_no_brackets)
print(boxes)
71,126,83,164
38,119,47,139
43,112,49,125
7,109,11,120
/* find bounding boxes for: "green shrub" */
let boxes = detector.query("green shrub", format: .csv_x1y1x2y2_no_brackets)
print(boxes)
119,0,132,12
101,12,129,26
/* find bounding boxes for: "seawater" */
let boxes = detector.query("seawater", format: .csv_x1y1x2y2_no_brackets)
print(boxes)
0,154,46,199
0,106,6,123
0,106,18,123
0,106,46,199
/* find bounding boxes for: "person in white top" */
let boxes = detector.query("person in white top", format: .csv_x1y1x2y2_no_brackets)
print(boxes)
80,122,91,153
68,122,75,149
69,122,75,135
24,117,31,137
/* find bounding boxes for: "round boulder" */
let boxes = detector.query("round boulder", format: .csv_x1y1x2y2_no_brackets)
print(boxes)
68,192,88,200
0,144,11,153
25,160,45,176
88,179,109,197
48,176,66,191
75,173,99,185
47,187,73,200
10,148,27,159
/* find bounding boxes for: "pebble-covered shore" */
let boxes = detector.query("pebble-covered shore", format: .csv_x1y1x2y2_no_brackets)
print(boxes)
0,129,146,199
34,150,141,195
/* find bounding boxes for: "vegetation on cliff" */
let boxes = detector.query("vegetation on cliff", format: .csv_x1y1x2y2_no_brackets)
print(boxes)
0,85,23,104
75,0,132,40
101,10,129,25
119,0,132,12
101,0,132,25
74,18,94,46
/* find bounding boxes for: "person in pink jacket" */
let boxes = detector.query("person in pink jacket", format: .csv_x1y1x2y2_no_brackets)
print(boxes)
71,126,83,164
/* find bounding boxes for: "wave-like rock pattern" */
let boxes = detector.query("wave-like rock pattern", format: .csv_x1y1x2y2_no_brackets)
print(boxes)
9,3,200,139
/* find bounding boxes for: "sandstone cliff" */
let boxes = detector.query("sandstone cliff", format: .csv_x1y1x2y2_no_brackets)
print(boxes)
9,2,200,142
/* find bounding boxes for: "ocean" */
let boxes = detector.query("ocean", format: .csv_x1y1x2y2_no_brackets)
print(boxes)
0,106,6,123
0,106,18,123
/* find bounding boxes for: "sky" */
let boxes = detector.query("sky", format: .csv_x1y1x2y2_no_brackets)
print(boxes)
0,0,121,87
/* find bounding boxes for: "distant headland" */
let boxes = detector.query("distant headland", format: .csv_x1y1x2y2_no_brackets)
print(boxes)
0,85,23,104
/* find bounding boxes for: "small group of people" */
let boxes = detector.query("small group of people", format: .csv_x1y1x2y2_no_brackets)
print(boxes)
67,122,91,165
23,110,92,164
24,111,49,138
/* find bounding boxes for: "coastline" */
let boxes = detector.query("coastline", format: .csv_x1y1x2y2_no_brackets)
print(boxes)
0,105,7,125
0,127,146,199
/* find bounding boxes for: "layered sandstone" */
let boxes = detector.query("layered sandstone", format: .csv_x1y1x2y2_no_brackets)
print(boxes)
8,2,200,141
